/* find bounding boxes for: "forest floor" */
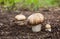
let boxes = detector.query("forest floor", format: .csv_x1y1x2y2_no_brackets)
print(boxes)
0,7,60,39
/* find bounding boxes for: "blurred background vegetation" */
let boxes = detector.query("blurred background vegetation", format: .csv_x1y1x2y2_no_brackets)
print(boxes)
0,0,60,11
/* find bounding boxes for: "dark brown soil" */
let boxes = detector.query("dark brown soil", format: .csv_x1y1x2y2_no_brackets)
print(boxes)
0,8,60,39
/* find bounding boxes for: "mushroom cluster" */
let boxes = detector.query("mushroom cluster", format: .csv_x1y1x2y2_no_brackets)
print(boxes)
15,13,47,32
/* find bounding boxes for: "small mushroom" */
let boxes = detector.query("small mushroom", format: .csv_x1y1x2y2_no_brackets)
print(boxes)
45,24,51,32
27,13,44,24
15,14,26,21
27,13,44,32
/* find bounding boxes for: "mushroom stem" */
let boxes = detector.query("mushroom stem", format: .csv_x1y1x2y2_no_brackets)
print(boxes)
45,28,51,32
32,24,42,32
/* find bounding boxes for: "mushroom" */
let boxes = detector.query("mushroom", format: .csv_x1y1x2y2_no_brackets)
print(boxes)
27,13,44,32
14,14,26,26
15,14,26,21
45,24,51,32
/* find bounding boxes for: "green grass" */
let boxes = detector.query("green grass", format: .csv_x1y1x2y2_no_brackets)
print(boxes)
0,0,59,11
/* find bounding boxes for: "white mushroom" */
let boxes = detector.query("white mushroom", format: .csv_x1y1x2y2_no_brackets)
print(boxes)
27,13,44,32
45,24,51,32
27,13,44,24
15,14,26,21
32,24,42,32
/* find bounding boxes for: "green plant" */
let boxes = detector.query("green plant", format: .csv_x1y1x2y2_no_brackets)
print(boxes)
0,0,60,11
14,0,60,10
0,0,3,4
0,0,20,9
16,0,40,11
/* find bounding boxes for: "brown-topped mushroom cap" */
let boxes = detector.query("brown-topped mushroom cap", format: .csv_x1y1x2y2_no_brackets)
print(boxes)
27,13,44,25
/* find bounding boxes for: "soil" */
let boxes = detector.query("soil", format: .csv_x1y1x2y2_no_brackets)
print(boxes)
0,7,60,39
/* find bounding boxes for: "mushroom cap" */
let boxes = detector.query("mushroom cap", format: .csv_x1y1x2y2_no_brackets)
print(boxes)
27,13,44,25
15,14,26,21
45,24,51,29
